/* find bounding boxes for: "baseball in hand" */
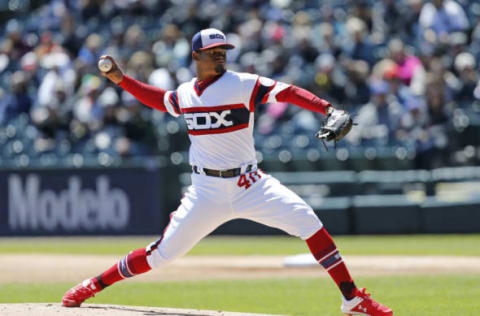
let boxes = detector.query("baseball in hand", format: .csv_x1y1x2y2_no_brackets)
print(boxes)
98,58,113,72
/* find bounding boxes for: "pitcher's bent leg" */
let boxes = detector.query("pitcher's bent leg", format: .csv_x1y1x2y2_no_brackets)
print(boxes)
63,179,232,307
146,178,233,268
233,172,392,315
146,203,228,268
235,173,322,239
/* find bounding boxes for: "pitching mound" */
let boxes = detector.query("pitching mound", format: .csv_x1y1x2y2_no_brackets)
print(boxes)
0,303,284,316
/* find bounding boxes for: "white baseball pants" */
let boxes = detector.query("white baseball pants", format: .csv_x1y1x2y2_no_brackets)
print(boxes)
146,169,323,268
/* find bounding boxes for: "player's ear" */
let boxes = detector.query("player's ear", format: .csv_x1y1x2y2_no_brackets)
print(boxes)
192,51,200,61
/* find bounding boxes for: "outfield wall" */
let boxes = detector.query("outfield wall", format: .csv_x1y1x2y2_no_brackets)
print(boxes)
1,166,480,235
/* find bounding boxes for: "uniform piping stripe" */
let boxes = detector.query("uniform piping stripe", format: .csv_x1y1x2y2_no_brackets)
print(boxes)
194,82,201,95
320,251,342,269
164,92,180,117
117,262,127,279
146,236,163,255
268,81,291,103
254,84,270,106
261,82,277,104
187,123,249,135
182,103,245,113
249,79,277,111
146,211,175,256
317,249,338,263
194,73,223,96
249,79,261,112
326,259,344,271
125,255,135,276
119,257,134,278
169,92,181,114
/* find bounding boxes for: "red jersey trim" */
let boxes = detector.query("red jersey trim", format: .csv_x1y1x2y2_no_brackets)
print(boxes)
249,79,261,112
249,78,277,111
194,73,224,96
261,82,277,103
168,92,182,114
187,123,249,135
182,103,246,113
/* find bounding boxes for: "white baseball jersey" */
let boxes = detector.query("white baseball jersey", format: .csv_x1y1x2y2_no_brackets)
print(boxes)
163,70,290,170
144,70,323,269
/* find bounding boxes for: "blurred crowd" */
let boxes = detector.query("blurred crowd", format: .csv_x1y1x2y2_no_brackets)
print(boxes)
1,0,480,169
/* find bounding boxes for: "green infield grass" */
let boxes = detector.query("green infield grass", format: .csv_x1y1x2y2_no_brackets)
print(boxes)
1,234,480,256
2,235,479,315
2,275,479,315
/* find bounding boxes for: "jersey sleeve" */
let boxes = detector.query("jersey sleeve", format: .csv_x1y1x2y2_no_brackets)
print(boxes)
245,74,331,114
248,76,291,111
163,91,182,117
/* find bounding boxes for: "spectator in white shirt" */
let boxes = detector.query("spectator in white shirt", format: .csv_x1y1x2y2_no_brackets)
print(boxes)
419,0,469,37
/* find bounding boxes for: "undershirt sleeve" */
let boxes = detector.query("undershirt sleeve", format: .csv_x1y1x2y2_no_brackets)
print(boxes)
275,85,331,115
118,75,168,112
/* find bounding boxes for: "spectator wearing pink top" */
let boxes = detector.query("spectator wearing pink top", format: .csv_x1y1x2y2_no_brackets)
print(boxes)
388,39,426,95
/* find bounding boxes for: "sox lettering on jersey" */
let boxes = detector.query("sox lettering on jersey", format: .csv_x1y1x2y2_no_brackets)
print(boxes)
182,104,249,135
163,72,282,167
185,110,233,130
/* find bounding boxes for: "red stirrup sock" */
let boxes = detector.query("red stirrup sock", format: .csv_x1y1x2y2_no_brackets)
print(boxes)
93,248,151,291
306,228,357,300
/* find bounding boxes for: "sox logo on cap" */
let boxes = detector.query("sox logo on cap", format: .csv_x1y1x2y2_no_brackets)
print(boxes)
192,28,235,51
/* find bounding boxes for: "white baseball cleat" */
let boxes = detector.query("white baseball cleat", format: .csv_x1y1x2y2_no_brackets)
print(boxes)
341,288,393,316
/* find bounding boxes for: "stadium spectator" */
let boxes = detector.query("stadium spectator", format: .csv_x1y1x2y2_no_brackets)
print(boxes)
347,80,403,146
387,39,426,95
452,52,478,105
0,0,479,169
311,53,348,106
344,16,376,66
0,71,32,124
419,0,469,37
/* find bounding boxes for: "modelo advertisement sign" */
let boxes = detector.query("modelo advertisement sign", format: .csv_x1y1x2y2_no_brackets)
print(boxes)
0,168,164,235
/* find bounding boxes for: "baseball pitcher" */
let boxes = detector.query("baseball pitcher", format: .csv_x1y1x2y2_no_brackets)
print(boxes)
62,28,392,316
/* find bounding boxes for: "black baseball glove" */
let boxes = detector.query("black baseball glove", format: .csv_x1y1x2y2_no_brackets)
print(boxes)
316,107,353,148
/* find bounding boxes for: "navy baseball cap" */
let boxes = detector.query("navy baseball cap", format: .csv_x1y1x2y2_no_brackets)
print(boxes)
192,28,235,52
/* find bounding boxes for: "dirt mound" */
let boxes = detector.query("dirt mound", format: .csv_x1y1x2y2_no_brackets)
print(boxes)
0,303,284,316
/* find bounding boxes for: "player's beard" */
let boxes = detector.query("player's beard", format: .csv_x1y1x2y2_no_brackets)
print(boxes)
214,64,226,75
